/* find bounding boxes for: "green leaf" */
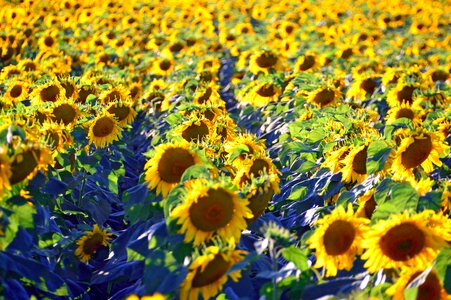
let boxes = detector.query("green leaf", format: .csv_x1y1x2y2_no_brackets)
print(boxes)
228,144,250,163
287,186,308,201
180,165,212,182
403,287,418,300
281,246,309,271
366,140,392,174
372,182,418,222
435,247,451,293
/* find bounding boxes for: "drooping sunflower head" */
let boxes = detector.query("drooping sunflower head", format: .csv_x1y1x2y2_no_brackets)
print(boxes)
193,83,222,106
386,267,448,300
356,189,377,219
171,178,252,246
340,142,372,184
144,141,202,197
75,224,112,263
180,245,247,300
87,112,123,149
361,210,448,273
224,133,267,169
241,80,283,107
307,204,370,277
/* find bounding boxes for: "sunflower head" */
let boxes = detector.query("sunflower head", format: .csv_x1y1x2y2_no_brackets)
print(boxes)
249,49,283,75
171,178,252,246
144,141,202,197
87,112,123,148
50,101,80,126
99,85,130,104
361,210,448,273
180,245,247,300
307,86,340,107
307,204,370,277
75,224,112,263
31,81,65,103
107,101,137,126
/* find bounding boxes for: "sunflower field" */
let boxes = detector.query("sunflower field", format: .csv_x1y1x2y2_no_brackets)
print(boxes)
0,0,450,299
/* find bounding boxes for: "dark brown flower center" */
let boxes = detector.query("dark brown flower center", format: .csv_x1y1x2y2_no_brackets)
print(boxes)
256,84,276,97
363,195,377,219
247,187,274,224
82,233,104,255
361,78,376,95
352,146,368,175
108,104,131,121
408,271,442,300
197,87,212,104
256,52,278,69
40,85,60,102
92,116,115,137
298,55,315,71
192,254,231,288
323,220,356,255
158,147,195,183
189,188,234,231
61,81,75,98
395,108,414,120
159,60,172,71
397,86,416,104
10,85,23,98
431,70,448,82
379,222,425,261
401,135,432,169
52,104,77,125
313,89,335,106
182,122,209,142
44,36,55,47
10,149,40,184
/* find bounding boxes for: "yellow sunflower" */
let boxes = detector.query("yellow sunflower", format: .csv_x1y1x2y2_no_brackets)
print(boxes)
322,145,350,173
75,224,112,263
240,81,282,107
126,293,166,300
386,267,448,300
87,112,123,148
356,189,377,219
50,100,80,127
193,84,222,106
9,143,53,186
2,80,29,106
347,75,379,101
152,57,175,77
144,141,202,197
244,173,280,224
390,130,449,182
106,101,137,126
340,143,370,184
361,210,447,273
386,83,420,108
307,204,370,277
0,146,12,196
173,118,214,144
180,245,247,300
307,86,341,108
233,155,280,190
385,101,424,127
30,81,65,104
171,179,252,246
98,85,130,104
294,53,319,72
248,49,284,75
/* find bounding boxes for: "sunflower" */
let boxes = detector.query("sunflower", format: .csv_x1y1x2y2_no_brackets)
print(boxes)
50,101,80,126
98,85,130,104
386,267,448,300
87,112,122,148
0,146,12,196
356,189,377,219
224,133,267,168
249,49,284,75
340,143,371,183
144,141,202,197
361,210,447,273
173,118,213,144
386,83,420,108
30,81,65,103
38,30,58,51
142,90,170,113
126,293,166,300
390,130,449,182
294,53,319,72
385,101,424,127
2,80,29,106
171,179,252,246
75,224,112,263
244,173,280,224
240,81,282,107
307,204,370,277
347,75,379,101
193,84,222,106
107,101,137,126
9,143,53,186
233,155,280,189
180,245,247,300
58,77,78,100
152,57,175,77
307,86,341,108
